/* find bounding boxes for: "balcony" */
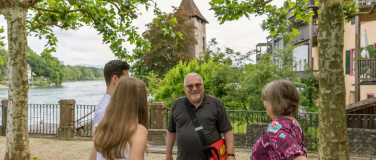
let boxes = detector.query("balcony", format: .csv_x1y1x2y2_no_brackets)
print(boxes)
307,0,317,8
358,0,376,21
289,24,318,44
358,59,376,84
359,0,375,8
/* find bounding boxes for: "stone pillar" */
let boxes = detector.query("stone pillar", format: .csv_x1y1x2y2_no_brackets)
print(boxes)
1,99,7,136
150,102,167,129
58,99,75,138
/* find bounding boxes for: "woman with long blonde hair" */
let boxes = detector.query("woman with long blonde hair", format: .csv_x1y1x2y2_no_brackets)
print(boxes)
94,77,148,160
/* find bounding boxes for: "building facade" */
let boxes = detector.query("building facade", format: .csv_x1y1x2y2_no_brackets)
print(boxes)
256,0,376,105
179,0,208,59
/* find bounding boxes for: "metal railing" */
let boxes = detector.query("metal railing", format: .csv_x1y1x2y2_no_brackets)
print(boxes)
74,105,96,137
290,24,318,44
1,103,375,157
358,59,376,83
0,104,2,125
28,104,60,135
359,0,376,8
166,107,171,128
165,109,375,157
347,114,376,129
225,111,320,152
346,114,376,157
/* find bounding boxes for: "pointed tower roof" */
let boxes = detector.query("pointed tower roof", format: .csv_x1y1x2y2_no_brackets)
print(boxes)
179,0,209,23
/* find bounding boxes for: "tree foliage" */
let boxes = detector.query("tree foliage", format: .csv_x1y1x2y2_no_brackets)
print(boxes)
138,7,197,77
0,0,177,158
0,47,104,84
0,48,8,80
298,68,319,112
148,59,218,107
207,0,376,158
149,42,297,111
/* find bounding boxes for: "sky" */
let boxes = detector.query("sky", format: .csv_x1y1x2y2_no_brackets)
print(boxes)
0,0,282,67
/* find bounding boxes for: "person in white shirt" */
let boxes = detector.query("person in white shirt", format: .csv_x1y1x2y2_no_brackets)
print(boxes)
93,77,148,160
89,60,130,160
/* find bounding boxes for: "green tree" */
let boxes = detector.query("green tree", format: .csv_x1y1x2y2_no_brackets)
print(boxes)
149,59,218,107
236,46,297,111
0,48,8,80
130,48,154,85
141,7,197,77
299,68,319,112
41,51,63,84
0,0,177,158
200,38,252,67
208,0,376,158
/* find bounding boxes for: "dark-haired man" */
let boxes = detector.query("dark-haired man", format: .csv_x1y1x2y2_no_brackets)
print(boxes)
89,60,130,160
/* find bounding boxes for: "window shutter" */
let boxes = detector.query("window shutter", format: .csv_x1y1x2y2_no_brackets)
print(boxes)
346,50,350,74
351,17,355,25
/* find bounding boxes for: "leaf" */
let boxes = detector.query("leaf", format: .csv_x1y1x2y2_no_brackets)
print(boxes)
292,28,300,37
308,11,316,17
296,14,302,20
315,1,319,6
214,0,224,4
130,38,135,44
177,31,183,40
289,2,296,8
270,30,276,37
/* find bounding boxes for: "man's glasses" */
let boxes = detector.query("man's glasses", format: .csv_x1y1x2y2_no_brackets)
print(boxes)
185,83,203,90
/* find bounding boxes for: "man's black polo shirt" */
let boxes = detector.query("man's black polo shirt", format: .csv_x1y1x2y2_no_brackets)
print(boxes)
167,94,233,160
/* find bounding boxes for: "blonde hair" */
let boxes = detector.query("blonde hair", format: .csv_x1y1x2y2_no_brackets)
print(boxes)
94,77,148,160
262,80,300,117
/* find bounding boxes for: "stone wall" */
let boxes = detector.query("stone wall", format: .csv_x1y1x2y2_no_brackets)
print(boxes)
233,123,269,148
187,17,206,59
347,128,376,157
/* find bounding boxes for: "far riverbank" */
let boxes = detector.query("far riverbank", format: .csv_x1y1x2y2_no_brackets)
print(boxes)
0,83,57,89
0,81,106,104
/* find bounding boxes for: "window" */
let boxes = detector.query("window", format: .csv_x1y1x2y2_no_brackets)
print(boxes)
203,37,205,51
303,59,306,70
367,93,375,99
350,48,355,76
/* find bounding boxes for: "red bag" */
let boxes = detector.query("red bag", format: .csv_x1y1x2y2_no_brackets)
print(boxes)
209,138,227,160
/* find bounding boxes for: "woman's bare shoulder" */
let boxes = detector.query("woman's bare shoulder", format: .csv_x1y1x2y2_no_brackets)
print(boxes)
134,124,148,137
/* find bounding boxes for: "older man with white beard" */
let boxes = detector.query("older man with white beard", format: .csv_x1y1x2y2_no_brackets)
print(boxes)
166,73,236,160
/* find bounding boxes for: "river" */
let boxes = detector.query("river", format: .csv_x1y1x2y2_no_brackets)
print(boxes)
0,81,107,105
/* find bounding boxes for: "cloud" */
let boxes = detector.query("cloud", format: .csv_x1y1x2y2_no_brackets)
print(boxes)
0,0,283,66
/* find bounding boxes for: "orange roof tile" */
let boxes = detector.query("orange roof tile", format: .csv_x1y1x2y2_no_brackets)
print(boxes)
179,0,209,23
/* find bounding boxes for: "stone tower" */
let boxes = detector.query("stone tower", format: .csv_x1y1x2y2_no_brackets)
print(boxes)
179,0,208,59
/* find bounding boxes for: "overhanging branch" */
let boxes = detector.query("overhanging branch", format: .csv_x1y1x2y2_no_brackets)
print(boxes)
26,20,41,30
100,0,126,20
239,0,273,14
32,5,84,14
31,5,99,27
32,10,68,29
349,3,376,17
254,0,273,6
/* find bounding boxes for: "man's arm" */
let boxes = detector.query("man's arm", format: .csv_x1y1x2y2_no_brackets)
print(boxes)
89,144,97,160
166,131,176,160
223,130,236,160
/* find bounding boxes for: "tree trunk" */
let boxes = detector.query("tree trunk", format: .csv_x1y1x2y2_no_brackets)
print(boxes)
318,1,350,159
4,4,31,160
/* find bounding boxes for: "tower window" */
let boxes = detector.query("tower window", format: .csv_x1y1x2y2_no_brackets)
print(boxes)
203,37,205,51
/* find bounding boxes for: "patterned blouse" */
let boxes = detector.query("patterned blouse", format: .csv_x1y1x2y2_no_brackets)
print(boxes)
250,117,307,160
